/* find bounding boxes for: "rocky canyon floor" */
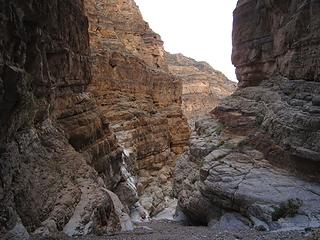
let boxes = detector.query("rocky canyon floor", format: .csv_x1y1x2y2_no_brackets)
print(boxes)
2,0,320,239
78,221,318,240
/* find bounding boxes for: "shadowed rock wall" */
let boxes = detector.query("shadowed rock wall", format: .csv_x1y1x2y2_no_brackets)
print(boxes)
0,0,191,238
175,0,320,231
0,0,131,238
233,0,320,87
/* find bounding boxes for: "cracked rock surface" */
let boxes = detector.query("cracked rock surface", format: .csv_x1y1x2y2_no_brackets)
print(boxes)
1,0,190,238
175,115,320,231
174,0,320,232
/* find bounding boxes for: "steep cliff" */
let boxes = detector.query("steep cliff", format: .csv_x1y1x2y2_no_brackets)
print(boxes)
166,53,236,121
175,0,320,231
84,0,190,219
0,0,132,238
233,0,320,87
0,0,190,238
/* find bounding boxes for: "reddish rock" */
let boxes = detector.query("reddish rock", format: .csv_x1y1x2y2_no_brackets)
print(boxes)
84,0,190,218
166,53,236,121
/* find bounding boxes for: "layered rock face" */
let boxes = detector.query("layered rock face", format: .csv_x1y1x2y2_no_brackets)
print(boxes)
175,0,320,231
166,53,236,121
233,0,320,87
0,0,189,238
0,0,132,238
84,0,190,219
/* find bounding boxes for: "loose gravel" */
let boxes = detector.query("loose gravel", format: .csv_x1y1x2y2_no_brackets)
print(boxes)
79,221,318,240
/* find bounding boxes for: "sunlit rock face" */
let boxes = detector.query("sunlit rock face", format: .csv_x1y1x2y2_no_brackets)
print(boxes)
84,0,190,221
175,0,320,231
166,53,236,122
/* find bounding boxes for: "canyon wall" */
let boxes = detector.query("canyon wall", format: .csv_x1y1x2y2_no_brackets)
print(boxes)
84,0,190,220
166,53,236,122
175,0,320,231
0,0,133,238
0,0,190,238
233,0,320,87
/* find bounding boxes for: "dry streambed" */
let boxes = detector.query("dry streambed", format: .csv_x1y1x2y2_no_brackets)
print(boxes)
78,221,319,240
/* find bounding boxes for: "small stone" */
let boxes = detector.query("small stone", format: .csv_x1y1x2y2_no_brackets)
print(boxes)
4,223,30,240
159,174,167,183
312,95,320,106
212,213,250,231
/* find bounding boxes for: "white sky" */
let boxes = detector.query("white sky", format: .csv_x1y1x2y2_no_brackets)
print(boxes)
135,0,238,82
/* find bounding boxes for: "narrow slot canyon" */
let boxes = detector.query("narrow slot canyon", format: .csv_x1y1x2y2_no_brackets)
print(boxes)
0,0,320,240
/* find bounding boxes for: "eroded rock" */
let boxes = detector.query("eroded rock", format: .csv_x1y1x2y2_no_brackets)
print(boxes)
166,53,236,122
0,0,190,237
84,0,190,218
175,116,320,231
175,0,320,232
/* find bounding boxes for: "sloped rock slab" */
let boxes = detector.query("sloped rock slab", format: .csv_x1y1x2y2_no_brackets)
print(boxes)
175,117,320,231
201,148,320,230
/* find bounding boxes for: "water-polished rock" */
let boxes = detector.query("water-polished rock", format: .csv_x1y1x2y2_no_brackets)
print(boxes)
175,0,320,231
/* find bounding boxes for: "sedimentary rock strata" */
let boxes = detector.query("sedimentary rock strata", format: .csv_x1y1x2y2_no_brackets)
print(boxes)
3,0,318,237
233,0,320,87
166,53,236,121
0,0,190,238
175,0,320,231
0,0,130,238
84,0,190,219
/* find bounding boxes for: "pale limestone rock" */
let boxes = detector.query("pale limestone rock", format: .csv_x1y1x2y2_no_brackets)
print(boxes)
174,0,320,232
4,223,29,240
211,213,250,231
105,190,134,232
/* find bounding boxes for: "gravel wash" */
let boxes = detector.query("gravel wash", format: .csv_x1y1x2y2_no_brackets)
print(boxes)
79,221,319,240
